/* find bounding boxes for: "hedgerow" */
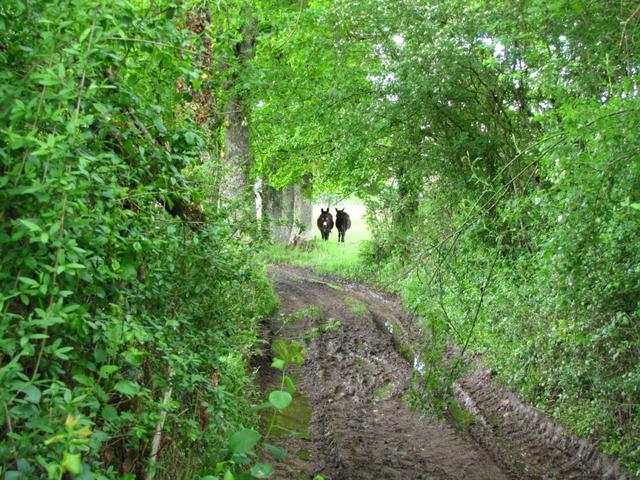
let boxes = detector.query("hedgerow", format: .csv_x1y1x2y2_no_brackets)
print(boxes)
0,1,277,478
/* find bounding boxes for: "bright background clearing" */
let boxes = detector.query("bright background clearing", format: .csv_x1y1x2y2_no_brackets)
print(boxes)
261,200,370,276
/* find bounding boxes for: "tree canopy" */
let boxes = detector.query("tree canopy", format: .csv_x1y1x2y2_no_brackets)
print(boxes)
1,0,639,477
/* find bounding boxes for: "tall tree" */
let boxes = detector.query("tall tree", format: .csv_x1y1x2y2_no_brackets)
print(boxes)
221,10,256,217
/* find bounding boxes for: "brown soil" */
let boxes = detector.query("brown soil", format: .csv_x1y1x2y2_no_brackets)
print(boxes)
257,265,628,480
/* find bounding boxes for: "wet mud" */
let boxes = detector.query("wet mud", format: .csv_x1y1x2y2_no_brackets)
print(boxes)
257,265,628,480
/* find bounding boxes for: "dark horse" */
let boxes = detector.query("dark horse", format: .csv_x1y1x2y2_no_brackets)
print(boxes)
335,208,351,243
317,208,334,240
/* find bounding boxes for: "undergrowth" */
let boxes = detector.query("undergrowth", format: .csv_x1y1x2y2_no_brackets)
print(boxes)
0,1,278,478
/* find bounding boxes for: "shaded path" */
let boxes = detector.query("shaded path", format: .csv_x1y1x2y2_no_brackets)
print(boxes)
260,265,510,480
259,265,628,480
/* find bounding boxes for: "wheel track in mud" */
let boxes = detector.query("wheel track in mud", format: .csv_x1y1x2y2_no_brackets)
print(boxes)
259,265,630,480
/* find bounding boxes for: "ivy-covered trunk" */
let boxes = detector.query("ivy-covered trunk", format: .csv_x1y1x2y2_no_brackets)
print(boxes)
222,95,253,216
221,15,257,220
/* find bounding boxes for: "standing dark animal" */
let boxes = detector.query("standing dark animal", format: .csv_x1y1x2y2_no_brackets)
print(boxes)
317,208,334,240
335,208,351,243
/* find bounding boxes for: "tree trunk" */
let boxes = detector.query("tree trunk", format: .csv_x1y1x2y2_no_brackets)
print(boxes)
222,96,253,217
262,175,314,244
262,183,295,243
291,174,314,243
221,16,257,220
393,163,419,230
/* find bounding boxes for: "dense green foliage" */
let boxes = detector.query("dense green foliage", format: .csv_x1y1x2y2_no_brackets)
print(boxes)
0,1,277,478
2,0,640,477
253,0,640,474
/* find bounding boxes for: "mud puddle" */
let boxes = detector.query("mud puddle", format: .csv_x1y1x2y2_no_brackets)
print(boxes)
257,265,628,480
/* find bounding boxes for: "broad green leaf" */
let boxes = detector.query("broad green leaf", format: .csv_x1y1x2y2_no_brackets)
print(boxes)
264,443,288,459
99,365,120,377
102,405,118,422
61,452,82,475
228,429,260,455
18,219,41,232
268,390,292,410
271,357,285,370
153,117,167,133
250,463,273,478
72,374,93,386
23,384,41,404
114,381,140,396
18,276,39,287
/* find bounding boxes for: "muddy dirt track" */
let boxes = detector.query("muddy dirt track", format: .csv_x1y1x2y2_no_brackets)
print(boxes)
258,265,627,480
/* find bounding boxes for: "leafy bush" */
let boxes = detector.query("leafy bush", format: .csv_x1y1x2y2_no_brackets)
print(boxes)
361,100,640,473
0,1,277,478
337,1,640,472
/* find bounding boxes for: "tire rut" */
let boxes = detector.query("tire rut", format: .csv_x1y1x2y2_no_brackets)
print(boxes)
259,266,510,480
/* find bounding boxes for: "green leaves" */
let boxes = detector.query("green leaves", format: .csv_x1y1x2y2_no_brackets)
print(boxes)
271,339,305,366
228,429,261,455
22,384,42,404
250,463,274,478
98,364,119,377
268,390,292,410
251,0,640,474
270,357,285,370
113,380,140,397
0,0,283,477
17,219,42,233
61,452,82,475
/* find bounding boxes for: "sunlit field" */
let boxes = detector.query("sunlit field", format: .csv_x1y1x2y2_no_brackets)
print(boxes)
261,200,370,277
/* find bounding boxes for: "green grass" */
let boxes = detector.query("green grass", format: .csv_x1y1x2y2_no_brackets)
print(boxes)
373,382,396,401
343,295,368,315
260,205,371,277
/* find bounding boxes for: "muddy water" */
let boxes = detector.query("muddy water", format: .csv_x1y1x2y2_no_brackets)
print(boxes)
258,266,511,480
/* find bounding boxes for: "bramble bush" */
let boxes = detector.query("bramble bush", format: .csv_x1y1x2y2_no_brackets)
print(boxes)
0,1,277,478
